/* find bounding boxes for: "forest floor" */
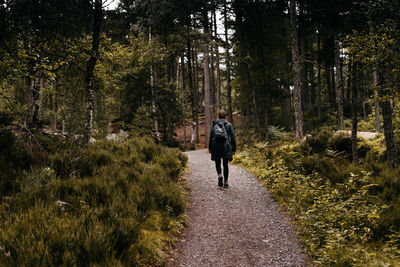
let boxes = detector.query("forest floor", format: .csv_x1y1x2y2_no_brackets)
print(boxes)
167,149,309,266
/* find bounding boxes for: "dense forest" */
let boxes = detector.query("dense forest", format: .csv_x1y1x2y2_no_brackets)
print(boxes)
1,0,400,265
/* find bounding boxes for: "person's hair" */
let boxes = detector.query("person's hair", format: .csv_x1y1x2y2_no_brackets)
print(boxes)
218,109,226,119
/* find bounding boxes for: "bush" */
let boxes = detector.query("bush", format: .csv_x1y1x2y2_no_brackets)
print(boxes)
233,140,400,266
0,129,33,196
329,134,353,158
0,137,187,266
301,130,332,155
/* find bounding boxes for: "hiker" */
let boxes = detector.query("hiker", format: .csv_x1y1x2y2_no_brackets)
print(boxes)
208,110,236,187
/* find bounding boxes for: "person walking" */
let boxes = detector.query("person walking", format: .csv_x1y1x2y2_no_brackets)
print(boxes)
208,110,236,187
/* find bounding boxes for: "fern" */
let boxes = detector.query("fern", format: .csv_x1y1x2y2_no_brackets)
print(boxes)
268,125,290,139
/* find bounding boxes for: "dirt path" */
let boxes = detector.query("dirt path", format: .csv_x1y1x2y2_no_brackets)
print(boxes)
168,150,309,267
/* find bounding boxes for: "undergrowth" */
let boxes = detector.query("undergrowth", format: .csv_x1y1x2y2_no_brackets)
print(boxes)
0,133,187,266
233,132,400,266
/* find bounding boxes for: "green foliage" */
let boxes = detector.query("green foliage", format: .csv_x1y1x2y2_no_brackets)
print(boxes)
233,139,400,266
0,129,33,196
328,134,353,159
267,125,291,140
0,137,187,266
300,130,332,154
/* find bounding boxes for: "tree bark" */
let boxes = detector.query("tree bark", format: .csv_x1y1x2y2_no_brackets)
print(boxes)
31,78,40,125
290,0,304,139
209,11,215,110
49,93,57,131
317,32,322,119
372,69,381,132
334,39,344,130
186,34,198,145
179,56,186,148
213,8,221,112
203,9,214,146
379,73,398,167
149,28,161,142
351,62,359,164
224,0,233,124
85,0,102,143
309,36,316,108
37,74,44,122
192,47,200,141
282,54,293,130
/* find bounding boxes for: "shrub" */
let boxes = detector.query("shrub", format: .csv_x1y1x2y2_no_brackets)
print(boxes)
329,134,353,158
301,130,332,154
0,129,33,196
0,137,187,266
233,140,400,266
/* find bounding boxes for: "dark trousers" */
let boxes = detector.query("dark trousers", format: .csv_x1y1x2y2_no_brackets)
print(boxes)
215,157,229,181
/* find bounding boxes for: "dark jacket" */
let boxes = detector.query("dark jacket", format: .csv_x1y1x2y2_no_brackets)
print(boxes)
209,119,236,161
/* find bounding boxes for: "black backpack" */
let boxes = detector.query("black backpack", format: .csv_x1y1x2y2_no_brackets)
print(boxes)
213,121,228,143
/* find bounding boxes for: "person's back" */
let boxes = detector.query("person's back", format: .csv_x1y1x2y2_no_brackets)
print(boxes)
208,110,236,187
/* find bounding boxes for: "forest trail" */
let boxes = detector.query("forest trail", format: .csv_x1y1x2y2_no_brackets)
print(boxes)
168,150,309,267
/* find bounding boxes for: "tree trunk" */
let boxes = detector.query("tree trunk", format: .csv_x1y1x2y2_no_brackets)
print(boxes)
372,70,380,132
84,0,102,143
317,33,322,119
192,47,200,141
224,0,233,124
379,73,398,167
149,28,161,142
186,35,198,145
213,8,221,112
36,74,44,122
282,54,293,130
179,56,186,148
209,12,215,111
203,9,214,146
49,93,57,131
309,36,316,108
50,78,58,131
31,78,40,125
290,0,304,139
251,88,261,134
325,66,333,109
61,84,66,134
335,39,344,130
346,60,352,108
351,62,359,164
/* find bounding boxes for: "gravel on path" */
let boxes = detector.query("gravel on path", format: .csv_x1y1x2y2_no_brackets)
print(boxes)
168,150,309,267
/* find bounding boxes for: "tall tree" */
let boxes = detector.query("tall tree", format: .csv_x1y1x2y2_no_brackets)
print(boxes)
351,60,359,163
379,78,398,167
334,38,344,130
179,55,187,148
85,0,103,142
372,69,381,132
149,28,161,142
290,0,303,139
203,7,214,146
224,0,233,124
213,7,222,112
186,17,199,145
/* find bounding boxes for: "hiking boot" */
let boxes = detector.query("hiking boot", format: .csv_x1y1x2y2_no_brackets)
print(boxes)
218,174,223,187
223,178,229,188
